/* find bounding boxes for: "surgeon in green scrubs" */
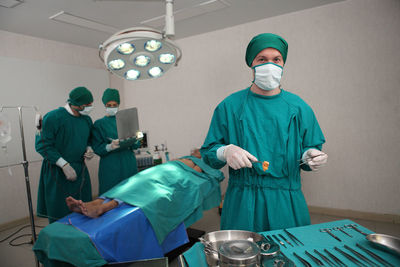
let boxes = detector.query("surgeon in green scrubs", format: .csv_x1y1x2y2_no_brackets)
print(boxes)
36,86,94,223
201,33,328,232
91,88,141,195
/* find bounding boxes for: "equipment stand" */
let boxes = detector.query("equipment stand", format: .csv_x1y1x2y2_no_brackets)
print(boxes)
1,106,39,267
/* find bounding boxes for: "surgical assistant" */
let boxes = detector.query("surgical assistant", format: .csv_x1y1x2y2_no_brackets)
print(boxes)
91,88,141,195
201,33,328,232
35,86,94,223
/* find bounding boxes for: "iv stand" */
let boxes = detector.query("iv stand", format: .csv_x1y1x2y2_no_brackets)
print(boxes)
0,105,40,267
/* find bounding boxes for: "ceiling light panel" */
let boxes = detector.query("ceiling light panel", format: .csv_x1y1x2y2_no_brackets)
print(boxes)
49,11,119,34
141,0,230,28
0,0,23,8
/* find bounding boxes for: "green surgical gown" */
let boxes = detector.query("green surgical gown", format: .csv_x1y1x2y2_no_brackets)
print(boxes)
35,107,93,223
201,88,325,232
91,116,140,195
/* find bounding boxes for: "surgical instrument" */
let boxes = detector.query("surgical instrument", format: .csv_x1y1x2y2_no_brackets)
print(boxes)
293,252,312,267
265,235,274,243
320,228,342,242
297,153,326,162
334,247,363,267
272,234,287,248
345,224,368,236
284,228,304,246
343,244,377,266
314,249,336,267
324,249,345,266
333,226,352,237
305,250,324,266
356,243,395,267
279,233,294,247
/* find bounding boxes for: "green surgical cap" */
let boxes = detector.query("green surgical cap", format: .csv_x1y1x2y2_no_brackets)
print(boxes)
68,86,93,106
102,88,120,105
245,33,288,67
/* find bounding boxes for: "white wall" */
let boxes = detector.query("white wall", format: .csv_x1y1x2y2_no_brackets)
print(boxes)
0,30,112,224
122,0,400,215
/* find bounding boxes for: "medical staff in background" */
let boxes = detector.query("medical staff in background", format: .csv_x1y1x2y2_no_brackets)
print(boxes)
91,88,141,195
201,33,328,232
35,86,94,223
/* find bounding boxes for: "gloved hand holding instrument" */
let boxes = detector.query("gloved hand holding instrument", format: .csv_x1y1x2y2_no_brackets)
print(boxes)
217,144,258,170
300,148,328,171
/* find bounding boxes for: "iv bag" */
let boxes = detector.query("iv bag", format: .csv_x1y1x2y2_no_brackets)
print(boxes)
0,113,12,144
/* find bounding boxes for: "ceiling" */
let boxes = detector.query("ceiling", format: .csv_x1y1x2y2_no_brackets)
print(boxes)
0,0,344,48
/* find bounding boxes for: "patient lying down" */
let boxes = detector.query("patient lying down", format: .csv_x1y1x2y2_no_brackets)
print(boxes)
66,150,206,218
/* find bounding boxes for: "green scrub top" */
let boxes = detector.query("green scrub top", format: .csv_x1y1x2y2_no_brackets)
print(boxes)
91,116,140,195
201,88,325,232
35,107,93,223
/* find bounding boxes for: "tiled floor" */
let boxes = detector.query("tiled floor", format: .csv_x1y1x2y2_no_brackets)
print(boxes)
1,210,399,267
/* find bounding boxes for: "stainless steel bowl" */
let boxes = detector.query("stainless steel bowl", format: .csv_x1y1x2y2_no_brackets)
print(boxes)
366,233,400,256
200,230,265,266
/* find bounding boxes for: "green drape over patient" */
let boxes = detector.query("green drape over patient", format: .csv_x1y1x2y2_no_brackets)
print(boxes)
201,88,325,232
104,156,224,243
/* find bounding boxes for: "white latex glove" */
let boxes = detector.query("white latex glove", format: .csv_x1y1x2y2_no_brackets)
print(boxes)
84,147,94,160
106,139,120,151
302,149,328,171
223,144,258,170
62,163,77,181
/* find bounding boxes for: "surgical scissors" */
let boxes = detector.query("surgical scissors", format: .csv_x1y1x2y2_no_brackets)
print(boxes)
320,228,342,242
344,224,368,236
333,226,352,237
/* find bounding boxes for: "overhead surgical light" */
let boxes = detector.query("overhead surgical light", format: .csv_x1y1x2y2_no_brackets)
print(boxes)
99,0,182,81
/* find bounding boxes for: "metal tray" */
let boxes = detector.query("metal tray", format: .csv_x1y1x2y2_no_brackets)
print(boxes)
366,233,400,256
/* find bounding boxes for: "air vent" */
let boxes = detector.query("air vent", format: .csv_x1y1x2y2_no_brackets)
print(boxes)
141,0,230,28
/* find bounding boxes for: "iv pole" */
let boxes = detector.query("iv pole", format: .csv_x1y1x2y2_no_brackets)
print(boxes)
0,105,40,267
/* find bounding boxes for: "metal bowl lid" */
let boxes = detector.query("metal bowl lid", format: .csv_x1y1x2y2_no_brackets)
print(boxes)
219,240,260,264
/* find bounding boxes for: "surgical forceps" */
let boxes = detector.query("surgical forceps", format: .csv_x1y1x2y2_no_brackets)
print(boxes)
333,226,352,237
293,252,312,267
284,229,304,246
314,249,336,267
334,247,363,267
343,245,377,266
272,234,287,248
304,250,324,266
320,228,342,242
324,249,345,266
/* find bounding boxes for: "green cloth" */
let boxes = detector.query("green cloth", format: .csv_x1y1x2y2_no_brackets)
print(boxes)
68,86,93,106
103,156,224,244
200,88,325,232
245,33,288,66
35,107,93,222
33,222,107,267
102,88,120,105
91,116,140,194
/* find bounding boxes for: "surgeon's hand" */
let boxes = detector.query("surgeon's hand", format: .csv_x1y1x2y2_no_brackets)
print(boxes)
223,144,258,170
302,149,328,171
84,147,94,160
106,139,120,151
62,163,77,181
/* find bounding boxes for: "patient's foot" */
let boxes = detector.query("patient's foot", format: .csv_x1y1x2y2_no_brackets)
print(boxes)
66,196,83,213
81,202,103,218
65,197,82,213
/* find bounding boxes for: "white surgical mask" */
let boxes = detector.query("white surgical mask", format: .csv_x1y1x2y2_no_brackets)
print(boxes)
253,63,283,91
79,106,93,115
106,107,118,116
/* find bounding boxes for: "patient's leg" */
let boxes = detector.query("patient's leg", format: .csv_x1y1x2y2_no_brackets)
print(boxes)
81,199,119,218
